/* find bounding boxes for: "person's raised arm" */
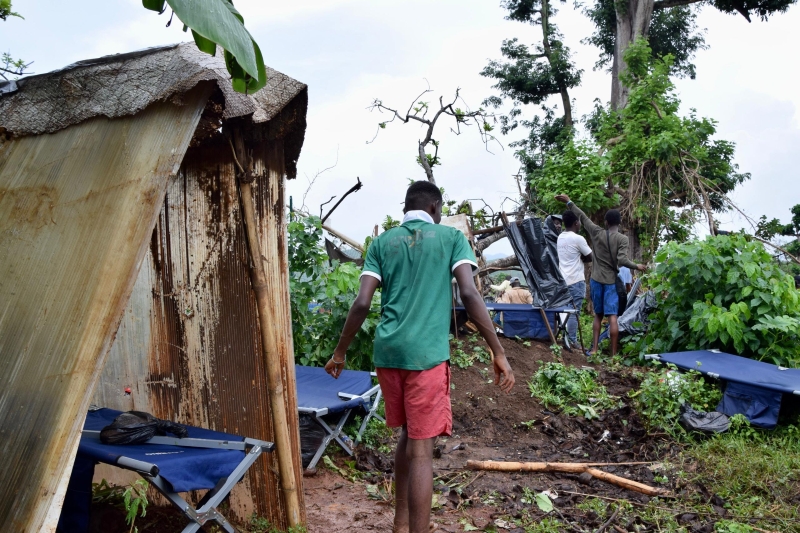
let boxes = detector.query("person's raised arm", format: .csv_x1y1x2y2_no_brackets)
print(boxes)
326,275,380,379
555,194,599,235
453,264,515,393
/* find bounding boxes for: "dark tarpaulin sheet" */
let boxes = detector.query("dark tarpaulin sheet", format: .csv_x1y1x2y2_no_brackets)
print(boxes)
503,216,573,309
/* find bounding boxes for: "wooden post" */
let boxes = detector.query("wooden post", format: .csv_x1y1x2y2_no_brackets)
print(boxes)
230,132,302,527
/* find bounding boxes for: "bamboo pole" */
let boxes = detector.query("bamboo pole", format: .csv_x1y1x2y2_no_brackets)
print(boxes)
466,460,669,497
230,133,302,527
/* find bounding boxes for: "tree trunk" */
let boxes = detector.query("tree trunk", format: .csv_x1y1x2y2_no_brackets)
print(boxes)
484,254,520,270
418,141,436,184
476,230,506,253
541,0,573,128
611,0,655,110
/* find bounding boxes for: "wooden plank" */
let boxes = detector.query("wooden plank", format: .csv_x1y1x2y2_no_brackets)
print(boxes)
0,85,210,532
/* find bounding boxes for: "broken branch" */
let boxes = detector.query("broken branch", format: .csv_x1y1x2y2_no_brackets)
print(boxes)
465,460,669,497
320,177,363,224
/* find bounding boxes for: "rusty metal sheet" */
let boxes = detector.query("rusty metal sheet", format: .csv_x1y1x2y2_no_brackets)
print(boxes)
94,140,304,526
0,85,210,532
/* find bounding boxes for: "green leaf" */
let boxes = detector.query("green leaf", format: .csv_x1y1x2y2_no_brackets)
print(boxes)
166,0,260,78
535,492,554,513
142,0,166,11
192,30,217,55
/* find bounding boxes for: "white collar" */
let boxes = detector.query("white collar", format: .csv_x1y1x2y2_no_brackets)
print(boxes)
402,210,434,224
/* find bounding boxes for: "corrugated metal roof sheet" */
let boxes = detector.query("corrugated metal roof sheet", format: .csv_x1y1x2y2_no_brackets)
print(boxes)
0,83,211,532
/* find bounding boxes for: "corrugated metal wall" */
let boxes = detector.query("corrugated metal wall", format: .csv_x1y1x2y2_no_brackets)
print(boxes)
0,86,210,532
94,139,305,525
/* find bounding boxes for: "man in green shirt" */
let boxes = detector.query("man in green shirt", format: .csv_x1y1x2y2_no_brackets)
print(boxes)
555,194,647,356
326,181,515,533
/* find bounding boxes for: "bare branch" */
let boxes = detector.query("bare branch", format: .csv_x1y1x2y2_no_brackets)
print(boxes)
300,146,339,213
321,177,363,224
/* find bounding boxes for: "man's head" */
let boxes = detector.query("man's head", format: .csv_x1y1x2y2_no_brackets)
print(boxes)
562,210,580,232
404,180,443,223
510,277,521,288
605,209,621,228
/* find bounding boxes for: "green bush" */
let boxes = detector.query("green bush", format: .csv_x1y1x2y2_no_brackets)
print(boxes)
630,365,721,434
288,215,379,371
638,235,800,367
527,362,617,419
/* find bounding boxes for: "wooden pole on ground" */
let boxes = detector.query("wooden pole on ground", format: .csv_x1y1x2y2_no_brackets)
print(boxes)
230,133,302,527
466,460,669,497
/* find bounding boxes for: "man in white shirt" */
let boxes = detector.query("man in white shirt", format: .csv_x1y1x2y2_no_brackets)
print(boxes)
618,266,633,294
557,210,593,347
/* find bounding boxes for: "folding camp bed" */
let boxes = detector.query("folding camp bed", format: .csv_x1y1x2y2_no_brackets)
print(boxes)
645,349,800,428
57,408,274,533
295,365,383,470
454,303,580,348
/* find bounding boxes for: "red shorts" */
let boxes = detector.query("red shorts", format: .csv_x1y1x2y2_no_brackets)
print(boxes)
376,361,452,440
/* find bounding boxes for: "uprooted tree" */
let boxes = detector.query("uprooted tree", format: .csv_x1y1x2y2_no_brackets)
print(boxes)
368,86,499,184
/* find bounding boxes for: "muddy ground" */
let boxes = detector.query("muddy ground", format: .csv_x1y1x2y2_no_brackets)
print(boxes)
89,336,782,532
304,336,680,533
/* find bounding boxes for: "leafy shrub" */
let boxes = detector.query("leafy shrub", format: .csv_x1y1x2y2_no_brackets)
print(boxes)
288,215,380,371
630,364,721,433
527,362,617,419
638,235,800,366
450,335,492,369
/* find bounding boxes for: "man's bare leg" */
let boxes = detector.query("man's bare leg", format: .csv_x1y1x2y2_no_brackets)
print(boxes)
406,435,435,532
609,315,619,355
590,313,602,354
394,428,410,532
393,429,435,533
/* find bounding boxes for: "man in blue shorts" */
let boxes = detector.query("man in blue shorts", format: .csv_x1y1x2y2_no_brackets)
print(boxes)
555,194,646,356
326,181,515,533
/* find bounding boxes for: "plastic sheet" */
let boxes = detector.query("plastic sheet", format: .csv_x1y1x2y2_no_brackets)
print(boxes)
100,411,188,445
299,415,326,468
679,404,730,434
503,216,573,309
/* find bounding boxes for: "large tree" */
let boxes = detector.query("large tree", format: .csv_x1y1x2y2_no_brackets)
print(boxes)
584,0,796,109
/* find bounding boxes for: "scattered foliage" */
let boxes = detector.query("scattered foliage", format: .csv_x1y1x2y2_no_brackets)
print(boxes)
528,362,617,419
630,364,721,433
450,335,492,369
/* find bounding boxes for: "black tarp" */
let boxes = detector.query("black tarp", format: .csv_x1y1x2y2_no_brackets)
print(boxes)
503,216,573,309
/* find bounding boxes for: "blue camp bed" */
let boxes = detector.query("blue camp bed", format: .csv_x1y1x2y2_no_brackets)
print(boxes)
57,408,274,533
295,365,383,469
454,303,577,346
645,350,800,429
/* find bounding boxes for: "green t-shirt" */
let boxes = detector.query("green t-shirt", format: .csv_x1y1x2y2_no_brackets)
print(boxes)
362,219,477,370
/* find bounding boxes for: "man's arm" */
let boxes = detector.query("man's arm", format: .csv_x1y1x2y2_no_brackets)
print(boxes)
325,276,380,378
453,264,515,393
617,237,647,272
578,235,593,263
554,194,600,236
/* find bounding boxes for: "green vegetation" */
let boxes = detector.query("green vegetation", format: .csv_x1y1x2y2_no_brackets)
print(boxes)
528,362,617,419
638,234,800,366
679,424,800,530
450,335,492,369
92,479,149,533
247,514,308,533
630,364,721,434
141,0,266,93
288,215,379,371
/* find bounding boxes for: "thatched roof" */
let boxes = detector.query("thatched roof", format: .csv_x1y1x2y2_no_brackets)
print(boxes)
0,43,307,139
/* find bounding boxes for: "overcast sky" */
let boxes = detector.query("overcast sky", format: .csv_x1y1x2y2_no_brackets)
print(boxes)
4,1,798,255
